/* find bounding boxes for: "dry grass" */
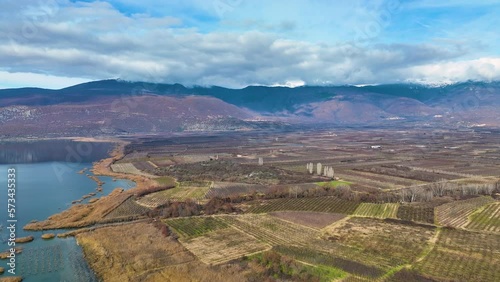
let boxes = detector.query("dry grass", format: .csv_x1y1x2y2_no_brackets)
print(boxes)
76,222,251,282
179,227,270,265
323,217,436,269
24,188,133,230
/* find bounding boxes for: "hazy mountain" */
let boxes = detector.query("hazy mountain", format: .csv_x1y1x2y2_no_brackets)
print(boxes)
1,80,499,137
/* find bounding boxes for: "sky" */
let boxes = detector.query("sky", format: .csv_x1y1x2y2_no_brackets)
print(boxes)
0,0,499,89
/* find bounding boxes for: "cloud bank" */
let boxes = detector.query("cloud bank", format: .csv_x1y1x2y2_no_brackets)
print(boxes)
0,0,499,89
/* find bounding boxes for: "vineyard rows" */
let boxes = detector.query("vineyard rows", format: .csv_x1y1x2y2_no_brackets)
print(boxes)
353,203,399,219
218,214,319,246
396,205,435,224
328,217,435,268
110,163,154,177
415,229,500,282
435,196,495,228
466,202,500,233
104,197,151,219
165,217,229,239
274,245,385,279
136,186,209,208
180,227,269,265
246,197,359,214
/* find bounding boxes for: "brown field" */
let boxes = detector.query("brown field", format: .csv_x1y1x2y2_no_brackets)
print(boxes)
322,217,437,269
268,211,346,229
179,227,270,265
76,222,253,282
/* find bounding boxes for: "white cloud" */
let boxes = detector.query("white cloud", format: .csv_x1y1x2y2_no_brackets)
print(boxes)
0,71,91,89
406,57,500,85
0,0,498,88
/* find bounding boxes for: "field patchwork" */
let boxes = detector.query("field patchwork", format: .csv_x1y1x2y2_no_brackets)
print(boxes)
435,196,495,228
415,228,500,282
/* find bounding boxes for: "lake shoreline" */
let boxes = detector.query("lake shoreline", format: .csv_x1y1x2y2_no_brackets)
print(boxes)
22,139,157,231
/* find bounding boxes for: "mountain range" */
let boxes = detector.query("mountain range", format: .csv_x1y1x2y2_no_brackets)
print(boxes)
1,79,499,137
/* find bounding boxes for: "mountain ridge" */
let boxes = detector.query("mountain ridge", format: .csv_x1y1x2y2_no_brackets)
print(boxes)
1,79,499,137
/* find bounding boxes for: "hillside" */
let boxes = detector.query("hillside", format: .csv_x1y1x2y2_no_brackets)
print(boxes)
1,80,499,137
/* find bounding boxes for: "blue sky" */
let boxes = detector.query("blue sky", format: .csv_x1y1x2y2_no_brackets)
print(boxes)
0,0,499,89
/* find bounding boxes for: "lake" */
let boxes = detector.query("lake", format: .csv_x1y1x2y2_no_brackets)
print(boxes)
0,140,135,281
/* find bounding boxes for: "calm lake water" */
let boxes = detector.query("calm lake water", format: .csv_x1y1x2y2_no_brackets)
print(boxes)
0,141,135,281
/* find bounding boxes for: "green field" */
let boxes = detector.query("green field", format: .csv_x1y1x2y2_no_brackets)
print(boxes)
353,203,399,219
317,180,353,187
249,250,348,282
165,216,229,238
435,196,495,228
466,202,500,232
246,197,360,214
274,245,385,279
155,176,177,186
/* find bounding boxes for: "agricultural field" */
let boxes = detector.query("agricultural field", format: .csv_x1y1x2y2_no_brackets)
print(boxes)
218,214,320,246
415,228,500,282
178,227,270,265
316,180,353,188
435,196,495,228
354,165,459,183
110,162,156,177
103,196,151,219
131,160,157,171
323,217,437,269
246,197,360,214
347,169,419,188
154,176,176,186
268,211,346,229
205,181,318,198
99,129,500,280
353,203,399,219
397,205,435,224
165,216,229,239
204,182,267,198
136,186,210,208
274,245,386,280
466,202,500,232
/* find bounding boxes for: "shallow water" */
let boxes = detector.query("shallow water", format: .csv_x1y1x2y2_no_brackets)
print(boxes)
0,141,135,281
